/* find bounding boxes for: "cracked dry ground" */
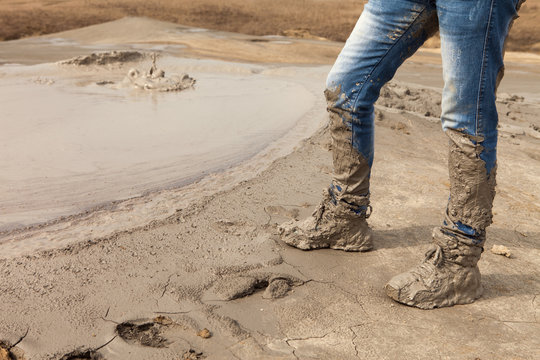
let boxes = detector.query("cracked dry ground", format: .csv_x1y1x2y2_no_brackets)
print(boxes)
1,83,539,359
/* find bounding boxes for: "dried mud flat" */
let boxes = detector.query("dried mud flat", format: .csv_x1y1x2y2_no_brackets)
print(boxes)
0,18,539,360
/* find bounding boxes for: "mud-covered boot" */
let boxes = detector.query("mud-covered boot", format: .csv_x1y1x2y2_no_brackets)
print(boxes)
385,228,485,309
279,86,375,251
279,190,373,251
385,128,497,309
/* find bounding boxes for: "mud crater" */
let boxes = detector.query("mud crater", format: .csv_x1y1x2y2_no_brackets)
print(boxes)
110,54,195,92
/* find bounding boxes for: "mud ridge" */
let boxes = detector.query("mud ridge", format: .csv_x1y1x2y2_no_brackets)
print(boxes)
59,51,147,66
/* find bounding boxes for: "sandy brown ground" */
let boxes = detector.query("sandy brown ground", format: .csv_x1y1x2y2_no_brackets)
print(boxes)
1,0,540,53
1,18,539,360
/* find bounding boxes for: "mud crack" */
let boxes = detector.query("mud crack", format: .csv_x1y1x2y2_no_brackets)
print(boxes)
285,332,332,360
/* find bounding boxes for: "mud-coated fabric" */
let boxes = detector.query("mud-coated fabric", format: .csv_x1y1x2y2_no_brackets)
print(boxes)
325,0,522,238
326,90,371,211
442,129,497,241
438,0,523,176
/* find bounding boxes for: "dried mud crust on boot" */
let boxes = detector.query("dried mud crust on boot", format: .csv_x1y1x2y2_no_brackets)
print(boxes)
385,228,484,309
278,192,373,252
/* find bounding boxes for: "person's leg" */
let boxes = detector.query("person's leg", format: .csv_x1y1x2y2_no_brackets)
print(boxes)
386,0,524,309
280,0,438,251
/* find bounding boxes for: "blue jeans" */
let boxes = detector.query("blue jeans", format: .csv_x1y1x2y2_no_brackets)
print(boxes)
326,0,523,240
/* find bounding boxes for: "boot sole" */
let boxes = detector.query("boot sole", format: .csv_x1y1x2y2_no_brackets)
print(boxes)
384,282,483,309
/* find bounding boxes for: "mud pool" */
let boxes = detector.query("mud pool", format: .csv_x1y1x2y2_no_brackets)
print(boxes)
0,56,326,236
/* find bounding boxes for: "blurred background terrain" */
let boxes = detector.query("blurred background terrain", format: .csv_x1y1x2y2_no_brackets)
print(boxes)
1,0,539,53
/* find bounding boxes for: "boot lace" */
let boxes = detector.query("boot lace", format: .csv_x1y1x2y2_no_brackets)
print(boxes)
409,244,445,281
313,198,328,231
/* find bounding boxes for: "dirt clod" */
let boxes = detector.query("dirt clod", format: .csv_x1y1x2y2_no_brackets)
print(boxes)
491,245,512,258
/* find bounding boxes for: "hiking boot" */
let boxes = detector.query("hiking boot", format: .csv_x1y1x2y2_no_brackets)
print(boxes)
279,190,373,252
385,227,484,309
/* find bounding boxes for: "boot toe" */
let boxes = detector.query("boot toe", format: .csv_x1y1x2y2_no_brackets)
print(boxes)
385,270,438,309
385,271,418,302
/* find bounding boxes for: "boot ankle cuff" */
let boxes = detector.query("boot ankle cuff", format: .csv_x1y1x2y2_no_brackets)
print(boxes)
327,188,371,218
432,228,484,267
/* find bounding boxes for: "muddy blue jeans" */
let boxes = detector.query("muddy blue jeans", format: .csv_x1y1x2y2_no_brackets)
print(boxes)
326,0,523,238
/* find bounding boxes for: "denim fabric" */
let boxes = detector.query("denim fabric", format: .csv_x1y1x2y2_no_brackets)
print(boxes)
327,0,522,169
326,0,522,236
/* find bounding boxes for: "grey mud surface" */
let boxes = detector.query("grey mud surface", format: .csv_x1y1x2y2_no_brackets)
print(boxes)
1,79,539,359
1,19,540,360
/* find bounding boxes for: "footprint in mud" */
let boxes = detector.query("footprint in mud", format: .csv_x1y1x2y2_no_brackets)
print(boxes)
116,320,168,348
0,340,26,360
59,349,104,360
205,273,305,301
115,317,206,357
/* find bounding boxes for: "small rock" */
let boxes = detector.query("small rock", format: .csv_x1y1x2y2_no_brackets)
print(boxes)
491,245,511,258
197,328,211,339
